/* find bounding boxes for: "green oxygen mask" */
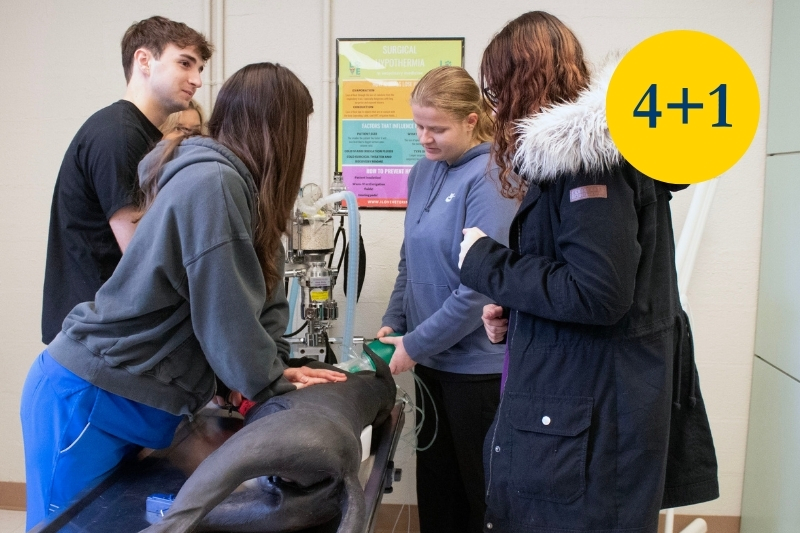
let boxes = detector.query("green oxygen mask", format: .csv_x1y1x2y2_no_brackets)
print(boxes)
364,333,400,365
334,333,399,373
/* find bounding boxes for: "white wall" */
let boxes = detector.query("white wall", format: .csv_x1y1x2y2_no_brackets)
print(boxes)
0,0,772,517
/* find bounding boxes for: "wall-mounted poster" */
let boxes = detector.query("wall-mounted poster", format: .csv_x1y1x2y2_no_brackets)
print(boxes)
336,38,465,208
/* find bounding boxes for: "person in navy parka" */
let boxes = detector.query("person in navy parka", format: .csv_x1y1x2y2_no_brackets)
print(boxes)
458,11,719,533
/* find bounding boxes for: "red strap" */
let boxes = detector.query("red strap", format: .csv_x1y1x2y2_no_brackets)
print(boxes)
238,399,257,416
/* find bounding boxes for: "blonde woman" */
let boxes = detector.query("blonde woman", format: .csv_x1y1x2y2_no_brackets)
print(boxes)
159,99,205,139
377,66,517,533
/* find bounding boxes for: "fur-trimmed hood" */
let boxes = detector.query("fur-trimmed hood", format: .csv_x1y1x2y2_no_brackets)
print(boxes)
513,54,623,183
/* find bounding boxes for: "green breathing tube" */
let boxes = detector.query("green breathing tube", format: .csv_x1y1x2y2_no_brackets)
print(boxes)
335,333,399,372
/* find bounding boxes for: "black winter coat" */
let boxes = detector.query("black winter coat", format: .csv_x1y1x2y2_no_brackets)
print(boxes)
460,61,718,533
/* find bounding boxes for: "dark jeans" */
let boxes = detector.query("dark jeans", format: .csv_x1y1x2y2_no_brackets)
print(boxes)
414,365,501,533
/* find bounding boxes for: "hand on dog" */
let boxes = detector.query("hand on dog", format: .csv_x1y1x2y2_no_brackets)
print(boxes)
284,366,347,389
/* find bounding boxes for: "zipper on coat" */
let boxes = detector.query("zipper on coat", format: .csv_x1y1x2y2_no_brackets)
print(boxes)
486,308,518,499
486,380,502,498
486,221,523,498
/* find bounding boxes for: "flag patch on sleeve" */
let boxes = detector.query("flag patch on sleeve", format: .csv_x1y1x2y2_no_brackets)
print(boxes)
569,185,608,202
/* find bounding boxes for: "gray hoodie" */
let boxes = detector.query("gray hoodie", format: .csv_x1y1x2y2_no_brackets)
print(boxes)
48,137,294,416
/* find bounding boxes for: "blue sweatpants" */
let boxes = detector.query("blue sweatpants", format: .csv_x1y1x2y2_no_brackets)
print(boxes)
21,351,138,530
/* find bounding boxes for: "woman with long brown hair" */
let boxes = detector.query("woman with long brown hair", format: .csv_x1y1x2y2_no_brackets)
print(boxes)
21,62,345,527
458,11,718,533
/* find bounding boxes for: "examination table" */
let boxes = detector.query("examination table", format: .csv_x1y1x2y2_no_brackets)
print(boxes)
30,400,405,533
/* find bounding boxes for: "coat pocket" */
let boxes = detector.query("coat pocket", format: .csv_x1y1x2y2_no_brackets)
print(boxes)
507,393,593,503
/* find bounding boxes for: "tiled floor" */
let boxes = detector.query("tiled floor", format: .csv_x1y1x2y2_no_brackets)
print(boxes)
0,510,25,532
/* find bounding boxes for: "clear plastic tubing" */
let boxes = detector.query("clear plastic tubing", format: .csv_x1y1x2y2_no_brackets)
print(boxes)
285,276,299,336
313,191,360,358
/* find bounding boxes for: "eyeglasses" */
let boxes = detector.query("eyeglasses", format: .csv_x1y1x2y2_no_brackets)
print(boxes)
482,87,497,107
482,86,499,107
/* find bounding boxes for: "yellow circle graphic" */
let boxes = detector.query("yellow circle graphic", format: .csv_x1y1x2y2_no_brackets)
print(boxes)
606,30,759,185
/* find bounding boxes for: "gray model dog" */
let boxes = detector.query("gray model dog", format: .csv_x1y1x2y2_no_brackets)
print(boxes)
140,347,396,533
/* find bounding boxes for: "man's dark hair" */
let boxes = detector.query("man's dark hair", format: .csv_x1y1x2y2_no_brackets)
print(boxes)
121,16,213,82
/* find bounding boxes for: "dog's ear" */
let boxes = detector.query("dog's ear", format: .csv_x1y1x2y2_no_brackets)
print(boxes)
362,344,397,426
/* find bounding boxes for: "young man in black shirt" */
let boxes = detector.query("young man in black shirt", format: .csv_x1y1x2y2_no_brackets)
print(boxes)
41,16,213,343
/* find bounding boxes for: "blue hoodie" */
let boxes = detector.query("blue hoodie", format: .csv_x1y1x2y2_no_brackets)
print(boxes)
381,143,517,374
